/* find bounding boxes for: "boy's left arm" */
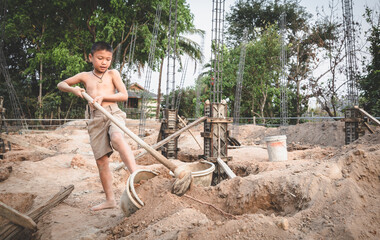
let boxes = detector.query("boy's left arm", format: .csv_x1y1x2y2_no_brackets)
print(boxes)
113,70,129,101
97,70,128,104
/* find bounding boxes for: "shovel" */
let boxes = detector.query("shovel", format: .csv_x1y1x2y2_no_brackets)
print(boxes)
82,92,192,196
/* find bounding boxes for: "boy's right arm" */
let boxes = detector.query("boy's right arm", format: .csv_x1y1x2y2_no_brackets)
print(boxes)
57,73,85,98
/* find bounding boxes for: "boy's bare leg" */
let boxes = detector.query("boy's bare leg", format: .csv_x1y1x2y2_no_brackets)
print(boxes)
110,132,137,173
91,155,117,211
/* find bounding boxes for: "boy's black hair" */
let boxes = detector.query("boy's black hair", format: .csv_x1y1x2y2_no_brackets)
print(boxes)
91,41,113,55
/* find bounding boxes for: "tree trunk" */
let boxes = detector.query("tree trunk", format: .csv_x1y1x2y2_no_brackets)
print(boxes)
323,104,334,118
155,57,164,119
38,58,43,121
38,19,45,119
260,86,268,124
251,97,255,123
38,60,43,108
296,44,300,124
296,78,300,124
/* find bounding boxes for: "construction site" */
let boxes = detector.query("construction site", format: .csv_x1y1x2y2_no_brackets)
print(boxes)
1,0,380,239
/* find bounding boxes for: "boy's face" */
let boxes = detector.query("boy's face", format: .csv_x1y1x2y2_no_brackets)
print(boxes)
89,50,113,73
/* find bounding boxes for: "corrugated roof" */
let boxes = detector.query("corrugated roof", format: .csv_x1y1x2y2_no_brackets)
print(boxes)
127,90,157,99
127,82,158,99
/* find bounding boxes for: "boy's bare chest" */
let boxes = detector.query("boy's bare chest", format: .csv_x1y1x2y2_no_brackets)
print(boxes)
85,75,115,96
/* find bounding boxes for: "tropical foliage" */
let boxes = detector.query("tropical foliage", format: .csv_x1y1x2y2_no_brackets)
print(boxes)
0,0,194,119
359,7,380,116
0,0,378,124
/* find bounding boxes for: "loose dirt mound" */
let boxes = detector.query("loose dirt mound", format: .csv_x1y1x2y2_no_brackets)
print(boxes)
237,121,346,147
0,120,379,239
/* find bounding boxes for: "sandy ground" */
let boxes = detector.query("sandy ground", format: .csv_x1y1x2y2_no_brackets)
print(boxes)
0,119,379,239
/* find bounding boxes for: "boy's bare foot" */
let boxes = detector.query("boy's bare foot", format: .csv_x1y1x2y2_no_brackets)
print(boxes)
91,200,117,211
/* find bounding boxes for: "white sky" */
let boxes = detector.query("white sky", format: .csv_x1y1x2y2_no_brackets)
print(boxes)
132,0,380,94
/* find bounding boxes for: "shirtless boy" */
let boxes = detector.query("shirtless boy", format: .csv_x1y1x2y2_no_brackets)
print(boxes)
57,41,137,211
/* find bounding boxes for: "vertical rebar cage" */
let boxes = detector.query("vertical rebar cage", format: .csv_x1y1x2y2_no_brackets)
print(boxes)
342,0,358,107
232,28,248,137
160,0,179,159
280,12,288,126
195,36,205,118
211,0,225,104
138,5,162,138
165,0,179,110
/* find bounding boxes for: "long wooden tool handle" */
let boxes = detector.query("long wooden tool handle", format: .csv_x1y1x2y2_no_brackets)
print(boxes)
115,116,207,171
136,116,206,159
82,92,178,172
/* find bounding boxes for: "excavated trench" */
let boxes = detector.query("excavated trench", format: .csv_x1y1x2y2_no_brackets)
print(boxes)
219,176,311,217
134,149,313,218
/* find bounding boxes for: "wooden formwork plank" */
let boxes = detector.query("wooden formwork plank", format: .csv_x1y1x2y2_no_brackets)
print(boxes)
0,185,74,240
211,123,228,157
206,118,233,123
345,109,360,144
355,107,380,126
163,109,178,159
217,157,236,179
203,102,212,157
0,202,37,230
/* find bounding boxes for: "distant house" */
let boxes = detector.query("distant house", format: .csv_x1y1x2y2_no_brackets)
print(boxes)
126,83,158,118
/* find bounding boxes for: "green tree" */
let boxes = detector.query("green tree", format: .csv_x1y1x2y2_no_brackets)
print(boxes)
225,0,315,122
222,25,282,122
226,0,311,46
176,86,197,118
308,2,347,118
0,0,196,120
359,7,380,116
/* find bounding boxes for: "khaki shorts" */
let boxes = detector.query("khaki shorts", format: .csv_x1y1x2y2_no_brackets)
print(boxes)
87,103,126,160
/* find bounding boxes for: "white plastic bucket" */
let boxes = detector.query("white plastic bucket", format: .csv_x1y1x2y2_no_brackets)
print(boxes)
120,169,158,216
170,161,215,187
264,135,288,162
